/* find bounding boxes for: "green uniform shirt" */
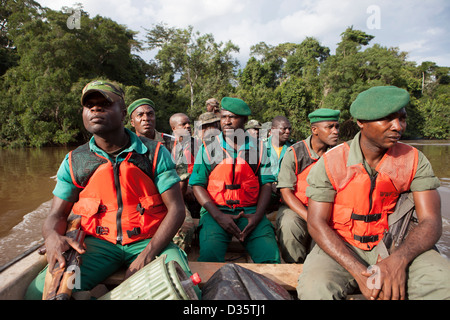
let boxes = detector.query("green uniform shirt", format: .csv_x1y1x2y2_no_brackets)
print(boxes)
306,132,441,202
265,136,293,180
189,132,275,214
53,128,180,203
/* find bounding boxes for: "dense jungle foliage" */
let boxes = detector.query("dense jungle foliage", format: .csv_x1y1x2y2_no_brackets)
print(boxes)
1,0,449,148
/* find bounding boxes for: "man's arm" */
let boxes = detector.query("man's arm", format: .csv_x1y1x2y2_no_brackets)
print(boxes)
307,199,373,298
42,196,85,271
192,185,242,239
240,183,272,241
280,188,308,220
364,189,442,300
126,183,185,278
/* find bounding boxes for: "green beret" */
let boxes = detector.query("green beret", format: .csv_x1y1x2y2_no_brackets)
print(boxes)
127,98,155,116
221,97,251,116
308,108,340,123
350,86,410,120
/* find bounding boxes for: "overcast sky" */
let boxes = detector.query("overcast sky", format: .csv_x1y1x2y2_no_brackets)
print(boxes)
37,0,450,68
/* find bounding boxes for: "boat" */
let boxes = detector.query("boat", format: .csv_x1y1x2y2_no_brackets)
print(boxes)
0,216,308,300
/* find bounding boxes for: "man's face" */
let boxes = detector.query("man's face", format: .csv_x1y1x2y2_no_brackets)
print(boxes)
271,120,291,144
358,108,407,150
172,114,192,138
312,121,340,147
82,92,125,135
220,109,246,137
130,104,156,138
207,103,220,113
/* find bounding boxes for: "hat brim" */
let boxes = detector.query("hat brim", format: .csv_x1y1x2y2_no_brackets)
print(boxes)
81,89,118,105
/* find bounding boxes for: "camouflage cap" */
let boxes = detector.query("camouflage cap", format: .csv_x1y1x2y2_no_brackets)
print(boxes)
81,80,125,105
206,98,220,106
198,112,220,126
245,119,262,130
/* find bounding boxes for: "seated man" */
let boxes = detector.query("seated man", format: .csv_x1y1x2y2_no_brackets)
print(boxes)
265,116,294,212
189,97,280,263
298,86,450,300
167,113,199,248
25,80,197,299
276,108,340,263
128,98,172,148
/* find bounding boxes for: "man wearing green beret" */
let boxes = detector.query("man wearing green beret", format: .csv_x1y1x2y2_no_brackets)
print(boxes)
128,98,172,148
298,86,450,300
25,80,200,299
189,97,280,263
276,108,340,263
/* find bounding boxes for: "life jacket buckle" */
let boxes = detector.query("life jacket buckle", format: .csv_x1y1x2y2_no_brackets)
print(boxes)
96,226,110,235
136,203,145,215
127,227,141,238
226,200,240,205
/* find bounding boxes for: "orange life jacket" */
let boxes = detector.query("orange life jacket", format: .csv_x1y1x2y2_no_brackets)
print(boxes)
323,141,418,250
204,136,263,208
69,138,168,245
291,140,319,206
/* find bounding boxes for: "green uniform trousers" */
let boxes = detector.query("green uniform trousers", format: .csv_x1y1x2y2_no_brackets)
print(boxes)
297,243,450,300
197,211,280,263
25,236,196,300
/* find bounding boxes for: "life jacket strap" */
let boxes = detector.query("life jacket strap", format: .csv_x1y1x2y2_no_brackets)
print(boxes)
354,234,379,243
351,212,381,223
225,184,241,190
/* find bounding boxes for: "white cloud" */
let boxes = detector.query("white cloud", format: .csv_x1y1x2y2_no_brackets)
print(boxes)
36,0,450,67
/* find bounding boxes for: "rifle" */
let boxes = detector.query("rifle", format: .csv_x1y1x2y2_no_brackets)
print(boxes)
41,214,85,300
376,192,418,259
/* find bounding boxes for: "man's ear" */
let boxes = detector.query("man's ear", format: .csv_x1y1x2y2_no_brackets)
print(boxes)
356,119,364,130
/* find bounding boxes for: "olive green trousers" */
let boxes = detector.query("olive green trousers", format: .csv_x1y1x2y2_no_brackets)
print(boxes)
297,244,450,300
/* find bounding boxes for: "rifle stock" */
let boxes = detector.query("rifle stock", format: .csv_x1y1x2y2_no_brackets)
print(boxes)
42,214,85,300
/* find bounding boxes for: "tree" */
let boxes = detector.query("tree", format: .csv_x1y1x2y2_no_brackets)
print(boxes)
145,24,239,116
0,5,147,147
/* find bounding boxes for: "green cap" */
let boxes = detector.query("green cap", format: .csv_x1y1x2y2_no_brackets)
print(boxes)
127,98,156,116
350,86,410,120
308,108,340,123
221,97,251,116
81,80,125,105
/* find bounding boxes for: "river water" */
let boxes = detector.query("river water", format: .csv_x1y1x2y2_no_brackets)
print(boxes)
0,141,449,267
